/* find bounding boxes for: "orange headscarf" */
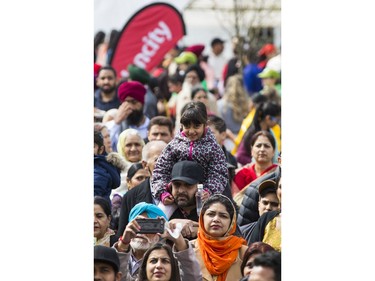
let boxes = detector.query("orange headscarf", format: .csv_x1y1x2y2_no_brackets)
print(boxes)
197,195,247,281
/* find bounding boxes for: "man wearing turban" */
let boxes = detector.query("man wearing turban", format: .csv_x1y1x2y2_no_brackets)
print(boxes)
113,202,167,278
106,80,150,152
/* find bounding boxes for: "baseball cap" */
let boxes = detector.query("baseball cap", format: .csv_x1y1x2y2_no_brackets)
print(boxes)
258,179,277,197
174,51,198,65
171,160,204,185
257,68,280,79
258,43,276,56
94,245,120,272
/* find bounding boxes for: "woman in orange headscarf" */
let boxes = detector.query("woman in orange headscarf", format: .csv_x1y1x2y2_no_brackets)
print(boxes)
190,194,248,281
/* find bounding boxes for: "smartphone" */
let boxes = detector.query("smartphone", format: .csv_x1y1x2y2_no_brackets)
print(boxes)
135,218,165,234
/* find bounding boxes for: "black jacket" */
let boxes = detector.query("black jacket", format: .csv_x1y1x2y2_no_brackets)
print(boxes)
248,210,280,245
116,179,154,239
237,166,281,226
239,222,257,245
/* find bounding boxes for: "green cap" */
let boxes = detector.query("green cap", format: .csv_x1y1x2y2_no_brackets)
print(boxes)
174,51,198,65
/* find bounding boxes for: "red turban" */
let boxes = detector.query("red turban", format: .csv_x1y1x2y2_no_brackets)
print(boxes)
117,81,146,104
185,44,205,57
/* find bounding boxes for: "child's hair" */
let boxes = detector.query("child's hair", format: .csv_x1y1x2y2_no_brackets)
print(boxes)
180,101,207,127
208,114,227,133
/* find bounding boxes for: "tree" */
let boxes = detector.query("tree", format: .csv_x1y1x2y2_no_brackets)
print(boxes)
184,0,281,72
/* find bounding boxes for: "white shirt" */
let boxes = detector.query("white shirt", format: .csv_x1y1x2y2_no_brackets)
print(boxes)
207,52,227,81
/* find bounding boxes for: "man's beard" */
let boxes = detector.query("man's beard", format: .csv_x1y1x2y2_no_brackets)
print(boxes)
130,235,159,251
174,193,196,208
127,109,144,125
100,85,116,94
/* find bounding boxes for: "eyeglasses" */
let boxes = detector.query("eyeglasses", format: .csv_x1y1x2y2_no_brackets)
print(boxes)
270,116,281,123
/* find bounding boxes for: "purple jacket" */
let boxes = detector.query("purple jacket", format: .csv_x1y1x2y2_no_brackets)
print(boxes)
151,127,228,200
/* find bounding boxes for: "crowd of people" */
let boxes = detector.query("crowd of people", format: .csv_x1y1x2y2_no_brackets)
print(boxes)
94,31,282,281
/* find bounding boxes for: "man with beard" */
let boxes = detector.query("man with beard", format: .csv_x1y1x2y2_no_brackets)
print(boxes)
113,202,168,279
168,160,206,240
94,66,121,112
106,80,150,152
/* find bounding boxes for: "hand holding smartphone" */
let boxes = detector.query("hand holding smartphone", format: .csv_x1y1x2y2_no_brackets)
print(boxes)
135,218,165,234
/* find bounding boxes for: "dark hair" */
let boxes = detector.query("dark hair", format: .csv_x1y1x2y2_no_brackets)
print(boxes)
94,31,106,50
240,242,276,274
245,101,281,136
191,86,207,100
94,131,104,148
168,73,184,85
184,64,205,82
251,93,268,105
180,101,207,127
257,101,281,121
98,65,117,78
149,73,170,101
148,76,159,91
201,194,235,222
127,162,144,180
246,48,259,63
242,101,280,156
250,130,276,150
108,29,119,50
252,251,281,281
148,116,173,134
138,243,181,281
94,196,111,217
207,115,227,133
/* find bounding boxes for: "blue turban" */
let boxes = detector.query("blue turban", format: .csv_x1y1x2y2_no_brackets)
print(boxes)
128,202,168,222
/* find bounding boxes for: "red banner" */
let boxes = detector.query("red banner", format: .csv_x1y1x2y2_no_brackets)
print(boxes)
110,3,186,78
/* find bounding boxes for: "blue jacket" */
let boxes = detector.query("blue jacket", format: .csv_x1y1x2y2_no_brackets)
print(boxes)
94,152,125,203
242,63,263,96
